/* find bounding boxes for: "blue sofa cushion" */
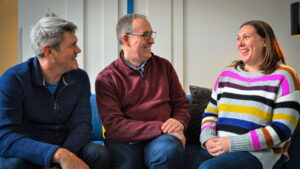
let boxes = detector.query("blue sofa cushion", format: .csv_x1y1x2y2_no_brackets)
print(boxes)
90,94,103,141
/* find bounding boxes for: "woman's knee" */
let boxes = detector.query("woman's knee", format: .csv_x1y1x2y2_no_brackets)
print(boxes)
198,160,216,169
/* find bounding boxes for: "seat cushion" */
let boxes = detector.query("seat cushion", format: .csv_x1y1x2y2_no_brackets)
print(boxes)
184,85,212,145
90,94,104,141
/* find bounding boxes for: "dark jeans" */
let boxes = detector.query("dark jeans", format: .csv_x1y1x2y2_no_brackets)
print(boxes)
105,134,185,169
197,151,285,169
198,151,263,169
0,143,110,169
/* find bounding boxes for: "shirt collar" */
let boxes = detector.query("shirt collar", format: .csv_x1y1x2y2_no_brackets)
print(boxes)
121,52,148,74
32,56,75,86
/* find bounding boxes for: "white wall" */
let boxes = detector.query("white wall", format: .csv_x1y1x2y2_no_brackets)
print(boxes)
184,0,300,92
84,0,186,93
19,0,300,94
18,0,84,67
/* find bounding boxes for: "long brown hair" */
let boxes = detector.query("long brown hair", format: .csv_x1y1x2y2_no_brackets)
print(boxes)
233,20,285,74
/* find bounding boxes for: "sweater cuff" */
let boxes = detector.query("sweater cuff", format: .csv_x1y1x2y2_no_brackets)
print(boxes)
200,128,217,148
229,134,253,152
44,145,60,168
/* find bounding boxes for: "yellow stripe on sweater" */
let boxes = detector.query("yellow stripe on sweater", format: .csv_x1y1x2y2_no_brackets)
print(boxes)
205,106,218,115
218,104,272,121
273,113,298,127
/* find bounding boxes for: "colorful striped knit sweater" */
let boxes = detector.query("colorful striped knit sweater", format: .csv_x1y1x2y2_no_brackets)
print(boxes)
200,65,300,169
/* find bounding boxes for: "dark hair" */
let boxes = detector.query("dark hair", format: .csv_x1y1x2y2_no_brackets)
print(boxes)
233,20,285,74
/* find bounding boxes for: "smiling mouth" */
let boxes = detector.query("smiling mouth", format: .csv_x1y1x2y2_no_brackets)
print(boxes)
240,49,249,56
241,49,249,53
144,46,151,51
72,55,77,60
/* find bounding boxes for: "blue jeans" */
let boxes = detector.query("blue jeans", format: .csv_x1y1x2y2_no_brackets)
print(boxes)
0,143,110,169
198,151,285,169
105,134,185,169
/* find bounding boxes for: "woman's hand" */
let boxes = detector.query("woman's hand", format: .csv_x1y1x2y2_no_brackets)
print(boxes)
205,137,230,156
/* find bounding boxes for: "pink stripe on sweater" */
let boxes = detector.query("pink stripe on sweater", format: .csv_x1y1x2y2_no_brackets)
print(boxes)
250,131,261,151
213,75,222,92
214,71,290,96
201,126,216,132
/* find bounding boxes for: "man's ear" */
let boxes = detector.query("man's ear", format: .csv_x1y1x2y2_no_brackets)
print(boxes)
122,34,130,47
42,46,55,58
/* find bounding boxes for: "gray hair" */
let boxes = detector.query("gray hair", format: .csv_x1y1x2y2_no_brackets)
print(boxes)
116,14,147,45
30,17,77,57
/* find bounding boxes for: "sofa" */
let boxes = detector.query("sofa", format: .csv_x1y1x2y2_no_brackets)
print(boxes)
90,85,300,169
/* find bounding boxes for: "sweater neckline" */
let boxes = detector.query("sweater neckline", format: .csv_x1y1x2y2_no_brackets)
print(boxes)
236,65,265,78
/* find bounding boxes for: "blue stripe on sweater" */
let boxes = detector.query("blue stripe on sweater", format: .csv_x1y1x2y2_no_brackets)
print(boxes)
217,118,262,130
271,122,292,141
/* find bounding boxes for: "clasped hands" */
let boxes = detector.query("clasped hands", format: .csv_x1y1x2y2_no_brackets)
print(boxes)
204,137,230,156
161,118,186,147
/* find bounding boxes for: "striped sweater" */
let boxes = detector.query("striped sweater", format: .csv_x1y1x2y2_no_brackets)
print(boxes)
200,65,300,169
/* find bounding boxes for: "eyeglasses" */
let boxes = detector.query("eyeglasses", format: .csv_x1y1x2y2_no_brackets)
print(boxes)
126,31,157,40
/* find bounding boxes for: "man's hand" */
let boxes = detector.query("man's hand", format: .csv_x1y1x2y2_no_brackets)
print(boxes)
52,148,90,169
204,137,230,156
168,131,186,148
161,118,184,133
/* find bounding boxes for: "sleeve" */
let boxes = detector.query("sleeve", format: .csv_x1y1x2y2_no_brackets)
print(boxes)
167,62,190,130
62,71,92,154
229,91,300,153
200,88,219,147
0,71,59,168
229,70,300,153
95,72,163,143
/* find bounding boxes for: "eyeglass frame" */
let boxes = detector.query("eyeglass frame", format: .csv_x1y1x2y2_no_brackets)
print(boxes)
126,31,157,40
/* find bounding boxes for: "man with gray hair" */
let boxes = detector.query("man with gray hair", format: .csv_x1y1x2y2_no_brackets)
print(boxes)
0,17,110,169
96,13,190,169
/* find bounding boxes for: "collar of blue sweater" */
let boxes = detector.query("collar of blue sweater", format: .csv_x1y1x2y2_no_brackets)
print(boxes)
31,56,76,87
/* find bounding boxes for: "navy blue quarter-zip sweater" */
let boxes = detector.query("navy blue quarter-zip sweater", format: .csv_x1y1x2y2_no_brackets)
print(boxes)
0,57,92,167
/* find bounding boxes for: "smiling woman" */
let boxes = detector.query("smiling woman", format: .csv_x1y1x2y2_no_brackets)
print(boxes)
198,20,300,169
233,20,285,74
236,25,266,72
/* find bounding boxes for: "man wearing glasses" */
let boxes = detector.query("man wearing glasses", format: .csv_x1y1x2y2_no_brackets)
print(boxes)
95,14,190,169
